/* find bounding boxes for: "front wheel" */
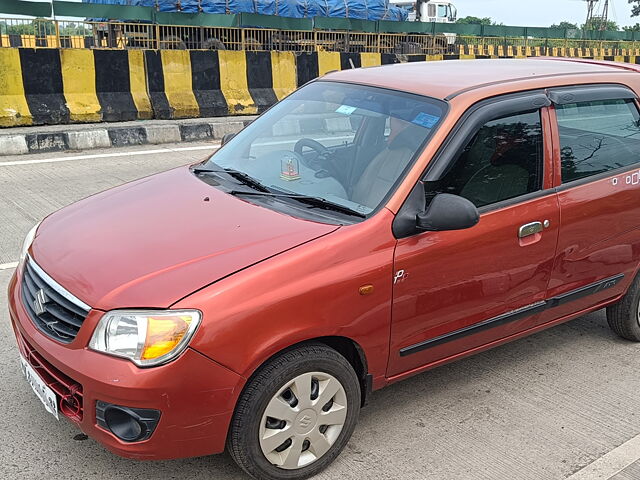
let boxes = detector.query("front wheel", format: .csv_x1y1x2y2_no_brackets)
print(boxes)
227,344,361,480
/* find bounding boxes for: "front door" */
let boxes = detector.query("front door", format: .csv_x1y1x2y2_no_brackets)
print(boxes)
388,101,560,377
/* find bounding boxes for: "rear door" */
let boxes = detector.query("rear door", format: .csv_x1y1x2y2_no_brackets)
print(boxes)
542,85,640,321
388,92,560,377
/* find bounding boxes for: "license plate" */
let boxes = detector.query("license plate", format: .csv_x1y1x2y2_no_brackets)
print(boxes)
20,355,59,420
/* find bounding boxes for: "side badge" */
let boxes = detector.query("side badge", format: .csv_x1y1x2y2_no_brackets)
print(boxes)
393,270,408,285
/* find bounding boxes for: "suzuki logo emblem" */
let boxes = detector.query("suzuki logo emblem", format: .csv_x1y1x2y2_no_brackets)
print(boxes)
33,289,48,316
299,415,312,428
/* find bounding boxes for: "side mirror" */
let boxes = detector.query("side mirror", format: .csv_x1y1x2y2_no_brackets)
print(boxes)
416,193,479,231
221,133,236,146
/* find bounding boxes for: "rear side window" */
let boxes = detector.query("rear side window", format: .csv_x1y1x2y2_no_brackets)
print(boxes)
435,110,544,208
556,99,640,183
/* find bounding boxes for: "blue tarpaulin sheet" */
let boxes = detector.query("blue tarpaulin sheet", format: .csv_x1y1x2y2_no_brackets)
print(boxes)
83,0,407,20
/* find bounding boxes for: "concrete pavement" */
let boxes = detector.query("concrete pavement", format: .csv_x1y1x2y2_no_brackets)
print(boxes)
0,116,254,155
0,142,218,264
1,144,640,479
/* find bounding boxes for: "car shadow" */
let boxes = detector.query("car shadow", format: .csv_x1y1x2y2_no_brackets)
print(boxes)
359,309,620,420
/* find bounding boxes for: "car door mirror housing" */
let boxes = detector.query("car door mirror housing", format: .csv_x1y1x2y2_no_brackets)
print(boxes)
416,193,480,231
221,133,236,146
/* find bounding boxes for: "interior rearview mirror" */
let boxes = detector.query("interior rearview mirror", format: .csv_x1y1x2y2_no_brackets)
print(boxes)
221,133,236,146
416,193,480,232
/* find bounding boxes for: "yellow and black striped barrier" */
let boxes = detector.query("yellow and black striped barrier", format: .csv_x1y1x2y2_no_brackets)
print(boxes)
1,47,640,128
0,48,152,127
454,43,638,62
0,48,391,126
0,34,93,49
144,50,390,119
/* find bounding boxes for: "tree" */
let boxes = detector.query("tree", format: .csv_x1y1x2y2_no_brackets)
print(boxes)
456,16,494,25
623,22,640,31
0,18,55,36
582,18,619,31
550,21,578,29
630,0,640,17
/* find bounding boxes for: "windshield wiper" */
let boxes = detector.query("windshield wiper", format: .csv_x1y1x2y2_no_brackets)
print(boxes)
194,164,365,218
229,190,366,218
193,166,271,193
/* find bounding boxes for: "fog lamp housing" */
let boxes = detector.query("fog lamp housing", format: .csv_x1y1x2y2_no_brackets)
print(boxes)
96,401,161,442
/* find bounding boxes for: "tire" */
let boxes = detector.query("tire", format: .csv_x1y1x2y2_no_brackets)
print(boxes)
161,35,186,50
244,36,263,51
202,37,226,50
606,274,640,341
227,344,361,480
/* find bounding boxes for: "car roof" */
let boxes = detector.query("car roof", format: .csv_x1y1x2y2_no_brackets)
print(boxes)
322,58,636,101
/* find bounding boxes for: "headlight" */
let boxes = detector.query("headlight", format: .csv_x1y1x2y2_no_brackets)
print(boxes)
89,310,202,367
20,221,41,264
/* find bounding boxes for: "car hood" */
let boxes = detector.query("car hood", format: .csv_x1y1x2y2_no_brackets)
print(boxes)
31,167,339,311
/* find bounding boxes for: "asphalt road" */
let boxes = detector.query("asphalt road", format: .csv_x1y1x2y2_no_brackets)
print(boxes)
1,142,640,480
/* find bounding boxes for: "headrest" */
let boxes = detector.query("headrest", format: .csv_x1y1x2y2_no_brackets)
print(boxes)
389,125,424,151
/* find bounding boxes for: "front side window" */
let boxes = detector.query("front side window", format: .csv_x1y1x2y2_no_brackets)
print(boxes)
556,98,640,183
437,4,448,17
428,3,436,17
202,82,445,218
431,111,544,208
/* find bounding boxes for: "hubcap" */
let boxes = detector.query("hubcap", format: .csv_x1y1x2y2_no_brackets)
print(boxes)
259,371,348,470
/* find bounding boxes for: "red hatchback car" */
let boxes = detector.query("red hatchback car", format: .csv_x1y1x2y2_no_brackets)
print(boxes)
8,58,640,479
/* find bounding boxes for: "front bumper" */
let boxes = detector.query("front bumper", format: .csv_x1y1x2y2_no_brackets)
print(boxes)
8,269,244,460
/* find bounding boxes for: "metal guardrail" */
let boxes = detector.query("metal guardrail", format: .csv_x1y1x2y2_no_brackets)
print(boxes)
6,0,640,41
1,17,639,55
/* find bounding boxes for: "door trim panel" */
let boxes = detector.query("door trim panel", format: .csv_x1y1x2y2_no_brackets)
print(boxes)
548,273,625,307
399,301,546,356
399,273,624,357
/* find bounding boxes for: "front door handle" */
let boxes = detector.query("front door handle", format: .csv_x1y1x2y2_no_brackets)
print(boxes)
519,221,543,238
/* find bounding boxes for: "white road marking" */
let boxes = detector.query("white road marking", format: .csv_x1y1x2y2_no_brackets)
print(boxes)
0,262,18,270
0,144,220,167
565,433,640,480
0,133,358,168
252,135,354,147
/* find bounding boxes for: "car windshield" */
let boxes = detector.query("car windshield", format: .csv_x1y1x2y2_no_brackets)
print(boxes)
201,81,446,218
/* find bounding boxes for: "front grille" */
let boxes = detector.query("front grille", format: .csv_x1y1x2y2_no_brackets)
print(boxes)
16,331,84,421
21,256,90,343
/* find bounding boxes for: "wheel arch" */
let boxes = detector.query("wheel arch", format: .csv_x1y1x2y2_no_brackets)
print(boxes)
241,336,372,409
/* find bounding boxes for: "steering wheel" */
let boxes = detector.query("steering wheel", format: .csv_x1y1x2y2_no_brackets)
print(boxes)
294,138,331,170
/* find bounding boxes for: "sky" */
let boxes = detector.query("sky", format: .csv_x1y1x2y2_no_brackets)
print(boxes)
452,0,638,28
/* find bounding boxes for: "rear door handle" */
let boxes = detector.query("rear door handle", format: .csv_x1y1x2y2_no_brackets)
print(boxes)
519,221,543,238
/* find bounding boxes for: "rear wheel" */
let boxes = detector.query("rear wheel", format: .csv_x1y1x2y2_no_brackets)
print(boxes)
160,35,186,50
244,36,263,51
606,274,640,341
202,37,226,50
227,344,361,480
